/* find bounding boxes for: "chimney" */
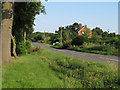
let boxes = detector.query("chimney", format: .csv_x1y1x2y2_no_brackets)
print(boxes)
79,24,82,28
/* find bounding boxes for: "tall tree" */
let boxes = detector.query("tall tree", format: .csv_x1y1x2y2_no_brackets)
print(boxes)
102,31,109,40
2,2,14,62
92,27,103,36
12,2,45,55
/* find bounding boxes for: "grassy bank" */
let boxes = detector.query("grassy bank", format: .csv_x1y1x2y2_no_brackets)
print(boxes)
67,46,118,56
50,42,118,56
2,48,119,88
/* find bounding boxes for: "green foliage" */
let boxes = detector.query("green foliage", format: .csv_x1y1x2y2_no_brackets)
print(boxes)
25,40,32,49
16,40,33,55
34,34,43,41
29,21,119,56
31,46,41,53
25,40,32,53
63,40,72,48
92,27,103,36
16,42,27,55
81,30,91,42
68,42,118,56
2,48,62,88
3,48,119,88
109,37,119,45
114,38,120,48
55,23,78,44
108,33,116,38
82,42,100,48
72,36,84,46
49,33,59,43
72,22,79,28
12,2,45,53
86,45,109,51
30,32,54,43
102,31,109,40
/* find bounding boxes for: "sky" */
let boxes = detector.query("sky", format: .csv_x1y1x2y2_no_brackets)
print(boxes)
34,2,118,34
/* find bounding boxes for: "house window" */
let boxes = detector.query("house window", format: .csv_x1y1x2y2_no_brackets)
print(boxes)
82,32,84,34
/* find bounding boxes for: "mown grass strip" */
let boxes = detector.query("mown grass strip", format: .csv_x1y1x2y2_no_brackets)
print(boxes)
2,48,120,88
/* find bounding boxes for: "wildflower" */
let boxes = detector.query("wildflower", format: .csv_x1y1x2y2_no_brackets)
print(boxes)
94,77,97,81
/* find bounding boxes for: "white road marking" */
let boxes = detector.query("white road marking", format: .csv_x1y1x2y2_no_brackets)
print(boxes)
109,59,119,62
99,57,119,62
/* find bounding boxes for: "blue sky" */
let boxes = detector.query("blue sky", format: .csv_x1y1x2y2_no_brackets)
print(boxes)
34,2,118,34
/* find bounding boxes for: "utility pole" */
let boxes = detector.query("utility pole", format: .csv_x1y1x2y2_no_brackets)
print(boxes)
60,27,63,45
44,30,46,43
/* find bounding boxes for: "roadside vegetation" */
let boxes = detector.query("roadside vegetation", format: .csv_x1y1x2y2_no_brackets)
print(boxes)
2,48,119,88
68,42,118,56
2,1,119,88
30,23,120,56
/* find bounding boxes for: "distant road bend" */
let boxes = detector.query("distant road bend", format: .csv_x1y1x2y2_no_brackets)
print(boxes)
32,42,119,65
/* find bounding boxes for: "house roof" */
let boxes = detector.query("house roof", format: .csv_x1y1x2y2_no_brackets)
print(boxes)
75,24,92,34
75,26,85,33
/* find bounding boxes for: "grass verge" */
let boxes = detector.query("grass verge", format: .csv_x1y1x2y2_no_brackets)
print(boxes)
50,44,118,56
2,48,119,88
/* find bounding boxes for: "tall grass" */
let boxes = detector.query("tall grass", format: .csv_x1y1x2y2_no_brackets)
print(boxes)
68,42,118,56
2,48,119,88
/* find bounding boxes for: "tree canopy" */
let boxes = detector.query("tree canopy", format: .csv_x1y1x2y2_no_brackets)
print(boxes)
11,2,45,55
12,2,45,42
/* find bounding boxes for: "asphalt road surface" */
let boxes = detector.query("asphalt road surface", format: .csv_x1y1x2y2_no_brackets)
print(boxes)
32,42,119,66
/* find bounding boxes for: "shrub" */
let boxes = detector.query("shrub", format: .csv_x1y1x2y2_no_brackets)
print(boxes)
63,40,72,48
105,37,120,49
72,36,84,46
31,38,36,42
90,36,100,44
31,46,41,52
82,42,100,49
74,46,80,50
86,45,108,51
25,40,32,49
16,42,27,55
114,38,120,49
38,40,44,43
109,38,116,45
57,43,63,47
25,40,32,53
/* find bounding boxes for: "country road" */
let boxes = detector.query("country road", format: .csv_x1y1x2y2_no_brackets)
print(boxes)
32,42,119,66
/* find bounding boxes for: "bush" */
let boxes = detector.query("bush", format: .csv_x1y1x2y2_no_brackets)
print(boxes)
25,40,32,53
31,46,41,52
114,38,120,49
87,46,107,51
89,36,100,44
82,42,100,49
31,38,36,42
25,40,32,49
16,42,27,55
86,44,117,52
63,40,72,48
72,36,84,46
38,40,44,43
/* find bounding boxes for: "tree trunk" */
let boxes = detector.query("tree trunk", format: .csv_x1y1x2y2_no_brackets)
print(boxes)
0,2,2,64
11,34,17,59
24,31,26,43
2,2,14,63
